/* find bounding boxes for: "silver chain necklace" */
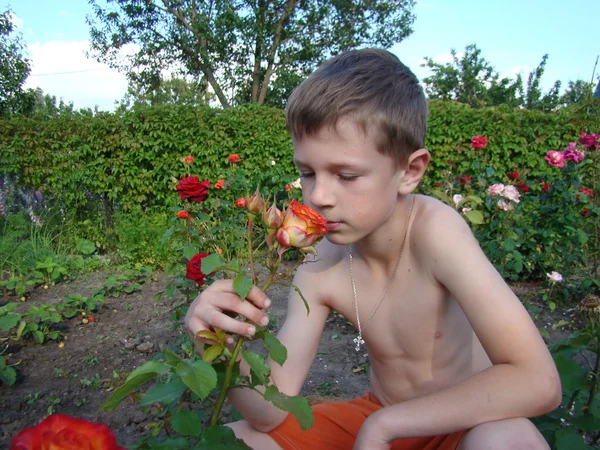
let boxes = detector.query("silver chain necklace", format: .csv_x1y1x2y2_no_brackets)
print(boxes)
349,196,415,352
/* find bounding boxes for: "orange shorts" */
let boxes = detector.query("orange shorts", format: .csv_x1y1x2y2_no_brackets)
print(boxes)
267,392,466,450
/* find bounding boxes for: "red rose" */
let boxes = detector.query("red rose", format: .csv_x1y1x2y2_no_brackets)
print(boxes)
456,175,472,185
214,179,225,189
581,209,590,217
578,187,594,198
515,182,529,193
186,253,211,286
227,154,241,163
470,135,488,149
507,171,520,181
10,414,125,450
540,181,549,193
235,197,246,207
176,177,210,203
182,155,194,164
285,184,291,192
177,211,190,219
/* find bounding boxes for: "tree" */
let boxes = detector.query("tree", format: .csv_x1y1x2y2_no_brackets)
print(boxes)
116,76,213,110
0,9,31,116
87,0,416,109
421,44,562,111
559,79,595,106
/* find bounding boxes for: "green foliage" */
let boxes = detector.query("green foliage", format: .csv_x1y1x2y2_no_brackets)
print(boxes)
422,44,563,111
0,9,31,117
533,321,600,449
87,0,416,108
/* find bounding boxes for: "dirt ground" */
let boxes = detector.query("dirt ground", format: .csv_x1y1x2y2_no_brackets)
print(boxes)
0,263,579,448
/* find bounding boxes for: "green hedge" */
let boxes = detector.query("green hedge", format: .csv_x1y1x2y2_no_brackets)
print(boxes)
1,99,599,210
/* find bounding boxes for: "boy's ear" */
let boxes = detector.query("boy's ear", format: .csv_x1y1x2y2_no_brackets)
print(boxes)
398,149,430,195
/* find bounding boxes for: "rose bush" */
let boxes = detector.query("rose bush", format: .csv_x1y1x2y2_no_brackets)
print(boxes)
11,414,124,450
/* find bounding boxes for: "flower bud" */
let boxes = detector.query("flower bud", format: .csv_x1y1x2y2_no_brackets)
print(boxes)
246,189,265,215
262,199,283,229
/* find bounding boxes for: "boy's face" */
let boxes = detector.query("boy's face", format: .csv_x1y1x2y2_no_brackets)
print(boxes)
293,120,405,246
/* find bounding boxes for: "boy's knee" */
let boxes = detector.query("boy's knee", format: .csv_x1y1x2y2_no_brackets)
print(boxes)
226,420,282,450
458,418,549,450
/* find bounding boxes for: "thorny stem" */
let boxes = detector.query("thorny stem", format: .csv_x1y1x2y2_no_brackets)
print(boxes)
208,274,275,426
247,219,257,285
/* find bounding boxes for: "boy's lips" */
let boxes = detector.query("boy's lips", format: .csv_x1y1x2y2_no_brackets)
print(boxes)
324,221,342,231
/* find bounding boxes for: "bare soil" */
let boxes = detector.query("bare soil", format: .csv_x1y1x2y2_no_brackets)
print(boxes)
0,265,579,448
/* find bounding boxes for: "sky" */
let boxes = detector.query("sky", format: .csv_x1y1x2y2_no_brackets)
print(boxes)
5,0,600,112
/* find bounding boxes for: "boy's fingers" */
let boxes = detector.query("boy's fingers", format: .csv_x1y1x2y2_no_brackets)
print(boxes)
218,294,269,328
208,310,258,338
245,285,272,309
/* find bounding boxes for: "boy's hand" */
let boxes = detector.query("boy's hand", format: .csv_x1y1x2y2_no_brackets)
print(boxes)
184,279,271,346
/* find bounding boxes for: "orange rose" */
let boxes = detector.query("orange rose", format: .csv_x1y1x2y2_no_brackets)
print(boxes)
177,211,190,219
10,414,125,450
275,200,327,248
214,179,225,189
234,197,246,207
227,154,241,163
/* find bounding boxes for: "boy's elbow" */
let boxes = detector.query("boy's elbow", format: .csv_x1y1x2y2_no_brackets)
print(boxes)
246,411,288,433
534,372,562,415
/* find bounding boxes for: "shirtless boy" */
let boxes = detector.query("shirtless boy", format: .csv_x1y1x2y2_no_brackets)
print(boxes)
185,48,561,450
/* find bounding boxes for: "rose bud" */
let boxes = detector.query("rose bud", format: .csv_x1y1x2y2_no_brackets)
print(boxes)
262,199,283,229
246,189,265,215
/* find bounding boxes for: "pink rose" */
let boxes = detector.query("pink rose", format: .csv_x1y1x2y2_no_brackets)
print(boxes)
501,185,521,203
579,132,598,149
488,183,505,197
544,150,565,168
497,199,514,211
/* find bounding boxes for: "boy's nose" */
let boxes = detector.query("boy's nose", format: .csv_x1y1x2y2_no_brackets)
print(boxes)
309,177,334,209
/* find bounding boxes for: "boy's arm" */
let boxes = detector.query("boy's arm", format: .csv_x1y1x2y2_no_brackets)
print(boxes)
358,206,561,444
185,260,330,432
228,264,331,431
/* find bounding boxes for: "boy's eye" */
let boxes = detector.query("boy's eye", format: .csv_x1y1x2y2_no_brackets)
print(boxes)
339,174,358,181
299,172,314,178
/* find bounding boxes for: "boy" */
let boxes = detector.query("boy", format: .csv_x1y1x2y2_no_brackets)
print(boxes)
185,48,561,449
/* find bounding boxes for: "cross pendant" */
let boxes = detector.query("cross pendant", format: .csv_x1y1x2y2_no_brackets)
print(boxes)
353,334,365,352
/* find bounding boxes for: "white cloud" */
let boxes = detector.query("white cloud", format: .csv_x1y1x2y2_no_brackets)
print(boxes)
10,13,24,30
24,40,129,111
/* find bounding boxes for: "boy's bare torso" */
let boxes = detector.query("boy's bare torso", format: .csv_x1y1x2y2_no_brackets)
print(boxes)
306,195,492,406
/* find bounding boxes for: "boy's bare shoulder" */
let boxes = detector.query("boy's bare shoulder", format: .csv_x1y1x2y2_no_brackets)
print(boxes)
297,239,346,276
411,194,476,261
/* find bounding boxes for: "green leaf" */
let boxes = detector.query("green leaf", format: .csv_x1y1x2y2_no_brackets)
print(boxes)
183,244,200,260
77,238,96,255
0,366,17,385
554,356,589,393
233,273,253,300
170,409,202,438
127,360,170,382
291,284,310,315
554,428,591,450
0,314,20,331
263,385,313,430
175,360,217,400
463,210,484,225
256,330,287,366
502,239,515,251
241,351,270,385
32,330,44,344
161,226,175,245
163,347,185,367
201,254,226,274
139,378,187,407
195,426,251,449
572,413,600,432
101,364,166,411
203,344,224,363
